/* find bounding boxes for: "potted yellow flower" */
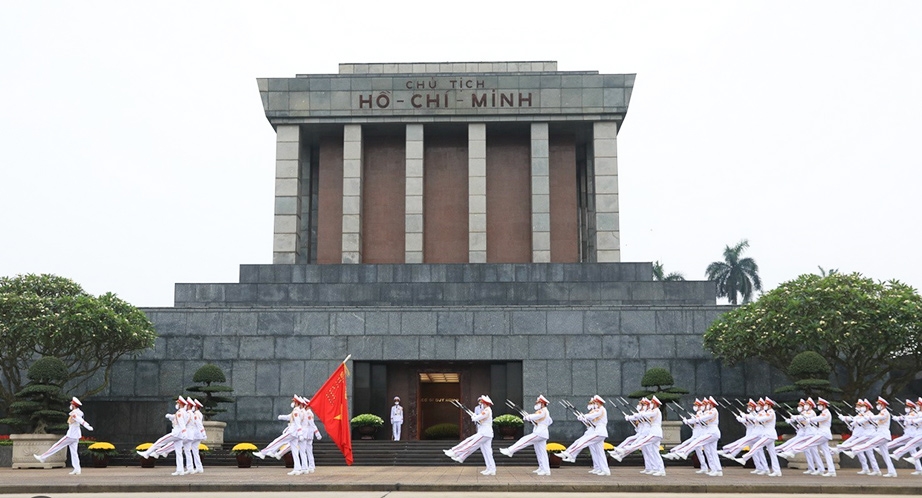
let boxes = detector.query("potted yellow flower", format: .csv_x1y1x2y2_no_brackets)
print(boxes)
135,443,155,468
231,443,257,468
85,442,117,468
546,442,566,468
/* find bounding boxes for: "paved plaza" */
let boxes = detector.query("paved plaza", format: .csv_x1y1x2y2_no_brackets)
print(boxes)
2,465,921,495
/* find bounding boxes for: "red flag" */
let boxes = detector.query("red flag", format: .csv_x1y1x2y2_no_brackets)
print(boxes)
309,362,353,465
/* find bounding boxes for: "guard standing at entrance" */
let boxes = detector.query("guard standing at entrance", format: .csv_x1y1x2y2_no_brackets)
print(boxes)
390,396,404,441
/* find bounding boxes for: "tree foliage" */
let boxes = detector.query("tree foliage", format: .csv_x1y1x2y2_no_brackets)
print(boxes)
705,239,763,304
627,367,690,402
0,274,157,413
652,261,685,282
703,272,922,400
186,363,234,420
775,350,842,398
0,356,70,433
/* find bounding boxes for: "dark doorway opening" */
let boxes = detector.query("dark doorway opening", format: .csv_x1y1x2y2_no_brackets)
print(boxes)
352,360,522,440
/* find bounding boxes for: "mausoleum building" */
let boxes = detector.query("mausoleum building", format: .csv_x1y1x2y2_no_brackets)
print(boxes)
94,62,779,444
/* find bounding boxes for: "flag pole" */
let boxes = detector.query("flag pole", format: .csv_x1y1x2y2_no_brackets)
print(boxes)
343,354,352,364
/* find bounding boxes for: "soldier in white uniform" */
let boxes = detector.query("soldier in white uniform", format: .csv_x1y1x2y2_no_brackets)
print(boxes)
833,398,876,474
300,396,322,473
717,398,767,474
499,395,554,475
781,397,836,476
186,398,206,474
892,398,922,474
848,397,897,477
281,394,306,475
390,396,404,441
252,395,300,460
556,395,610,476
34,397,94,475
663,396,722,476
732,397,782,477
137,396,190,476
610,396,665,476
443,395,496,475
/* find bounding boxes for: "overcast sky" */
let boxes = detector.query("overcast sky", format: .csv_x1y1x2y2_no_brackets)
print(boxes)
2,1,920,307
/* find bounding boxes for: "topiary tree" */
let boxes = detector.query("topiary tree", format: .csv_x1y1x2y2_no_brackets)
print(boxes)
0,356,70,433
185,364,234,420
0,274,157,414
628,367,690,418
775,351,842,399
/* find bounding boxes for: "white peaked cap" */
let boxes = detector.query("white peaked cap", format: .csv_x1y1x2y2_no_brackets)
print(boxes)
194,399,203,408
478,395,493,405
708,396,718,407
71,397,82,406
394,396,400,401
649,396,662,407
590,395,605,405
536,395,549,405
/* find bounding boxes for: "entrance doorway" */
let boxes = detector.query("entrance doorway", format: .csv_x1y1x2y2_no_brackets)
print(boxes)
351,360,522,440
418,372,460,440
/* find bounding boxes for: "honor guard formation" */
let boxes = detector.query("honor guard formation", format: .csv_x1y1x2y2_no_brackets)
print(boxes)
31,392,922,478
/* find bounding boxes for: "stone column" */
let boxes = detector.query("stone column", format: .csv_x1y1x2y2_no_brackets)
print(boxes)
468,123,487,263
531,123,550,262
593,121,620,262
342,124,363,264
273,124,300,264
405,124,424,263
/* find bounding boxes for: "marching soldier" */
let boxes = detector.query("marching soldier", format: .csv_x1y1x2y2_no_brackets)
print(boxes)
891,398,922,474
717,398,768,474
444,395,496,475
137,396,190,476
609,396,665,476
34,397,94,475
556,395,610,476
731,397,782,477
663,396,722,476
499,395,554,475
847,397,897,477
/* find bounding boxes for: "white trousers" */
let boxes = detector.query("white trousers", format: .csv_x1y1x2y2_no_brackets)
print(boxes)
392,422,402,441
505,432,549,472
38,436,81,472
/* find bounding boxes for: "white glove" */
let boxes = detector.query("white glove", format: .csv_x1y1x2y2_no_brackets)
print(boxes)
315,432,322,440
86,425,94,431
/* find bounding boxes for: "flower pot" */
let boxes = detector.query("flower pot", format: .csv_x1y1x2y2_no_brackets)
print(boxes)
10,434,66,469
202,421,227,446
498,426,518,440
357,425,377,440
547,453,562,468
283,451,294,468
140,456,156,468
91,455,109,468
236,454,253,468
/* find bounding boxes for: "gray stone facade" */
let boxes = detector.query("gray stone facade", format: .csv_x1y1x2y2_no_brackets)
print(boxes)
90,263,784,443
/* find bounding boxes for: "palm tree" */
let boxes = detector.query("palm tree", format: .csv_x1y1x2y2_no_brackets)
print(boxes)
705,239,762,304
652,261,685,281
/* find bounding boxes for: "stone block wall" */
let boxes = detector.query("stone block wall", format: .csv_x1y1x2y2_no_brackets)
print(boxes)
88,263,786,443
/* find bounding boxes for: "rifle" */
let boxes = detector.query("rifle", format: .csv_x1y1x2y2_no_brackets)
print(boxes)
505,399,536,427
449,399,480,425
668,400,693,418
560,399,595,428
609,397,640,427
720,397,746,417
